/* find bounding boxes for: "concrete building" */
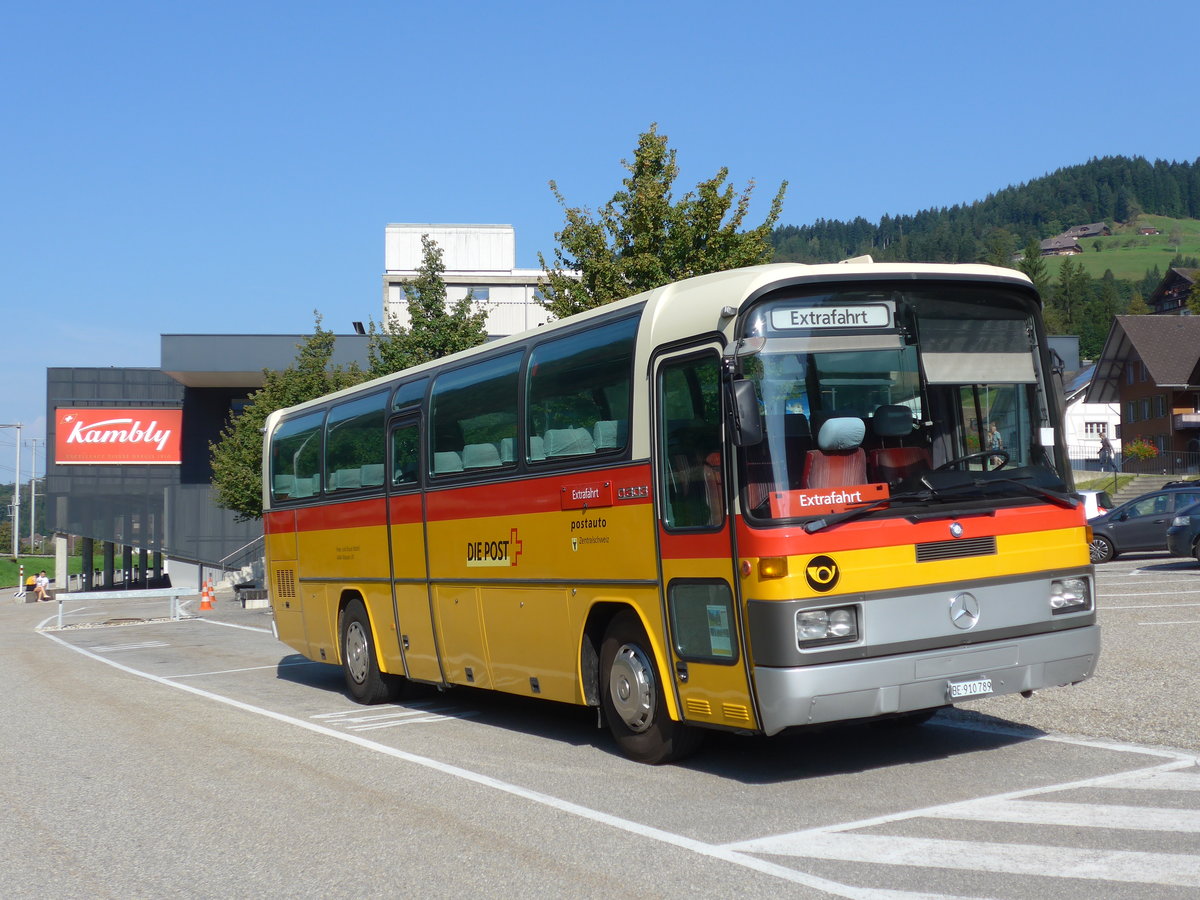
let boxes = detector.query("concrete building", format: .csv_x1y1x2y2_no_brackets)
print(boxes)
45,334,371,590
383,224,553,336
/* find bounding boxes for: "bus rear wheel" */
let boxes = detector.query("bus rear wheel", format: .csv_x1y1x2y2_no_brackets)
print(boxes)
600,611,702,765
340,599,399,704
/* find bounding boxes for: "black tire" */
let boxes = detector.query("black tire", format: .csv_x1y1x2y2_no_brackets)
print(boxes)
600,611,703,765
340,600,399,704
1089,534,1115,564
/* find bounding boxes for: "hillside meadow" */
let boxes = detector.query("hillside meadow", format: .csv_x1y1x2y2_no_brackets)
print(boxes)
1043,215,1200,282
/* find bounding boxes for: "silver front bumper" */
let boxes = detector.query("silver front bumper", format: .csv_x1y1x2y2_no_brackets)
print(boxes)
754,625,1100,735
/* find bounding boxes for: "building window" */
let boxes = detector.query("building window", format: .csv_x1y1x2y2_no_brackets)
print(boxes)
465,287,490,302
1125,364,1135,385
1140,399,1152,421
1154,395,1167,418
1084,422,1108,437
1114,424,1122,439
1126,401,1137,423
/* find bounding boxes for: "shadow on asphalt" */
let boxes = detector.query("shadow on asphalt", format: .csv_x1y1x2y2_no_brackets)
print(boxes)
273,653,1042,783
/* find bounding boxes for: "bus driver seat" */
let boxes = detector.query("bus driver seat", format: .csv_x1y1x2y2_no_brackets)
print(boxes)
868,404,931,485
802,417,867,489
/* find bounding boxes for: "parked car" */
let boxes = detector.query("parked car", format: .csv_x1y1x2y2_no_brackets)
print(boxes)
1077,489,1114,520
1166,500,1200,563
1089,482,1200,563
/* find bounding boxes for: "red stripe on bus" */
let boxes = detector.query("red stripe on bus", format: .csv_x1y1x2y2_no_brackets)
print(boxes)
424,464,654,522
659,527,732,559
265,463,655,533
733,503,1083,555
296,497,386,532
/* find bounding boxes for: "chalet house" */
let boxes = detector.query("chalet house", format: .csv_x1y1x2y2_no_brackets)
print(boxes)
1138,227,1161,235
1039,236,1083,256
1061,223,1111,239
1147,267,1197,316
1087,316,1200,467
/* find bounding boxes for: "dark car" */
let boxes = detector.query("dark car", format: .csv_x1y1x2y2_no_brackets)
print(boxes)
1089,482,1200,563
1166,500,1200,563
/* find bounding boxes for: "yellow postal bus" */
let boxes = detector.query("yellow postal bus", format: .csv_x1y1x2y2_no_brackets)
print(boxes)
262,262,1099,763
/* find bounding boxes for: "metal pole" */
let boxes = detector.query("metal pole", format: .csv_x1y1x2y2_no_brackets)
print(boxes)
13,426,19,558
29,438,38,551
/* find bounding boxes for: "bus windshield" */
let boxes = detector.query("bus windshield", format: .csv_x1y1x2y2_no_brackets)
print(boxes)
735,283,1065,522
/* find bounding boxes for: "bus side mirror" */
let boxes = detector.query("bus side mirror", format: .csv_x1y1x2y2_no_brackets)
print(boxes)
731,379,763,447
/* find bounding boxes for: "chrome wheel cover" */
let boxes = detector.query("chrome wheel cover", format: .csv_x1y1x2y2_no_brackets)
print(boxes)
345,620,370,684
609,643,656,733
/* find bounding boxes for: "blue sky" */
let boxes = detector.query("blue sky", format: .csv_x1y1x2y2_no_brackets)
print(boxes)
2,0,1197,480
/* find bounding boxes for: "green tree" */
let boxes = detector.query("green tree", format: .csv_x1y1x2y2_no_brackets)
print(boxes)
1127,291,1151,314
367,234,489,376
538,124,787,318
982,227,1015,267
1016,239,1051,297
1049,256,1091,331
1079,271,1120,358
210,314,364,521
1188,279,1200,317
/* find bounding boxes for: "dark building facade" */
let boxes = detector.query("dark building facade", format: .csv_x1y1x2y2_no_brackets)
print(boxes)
45,334,371,589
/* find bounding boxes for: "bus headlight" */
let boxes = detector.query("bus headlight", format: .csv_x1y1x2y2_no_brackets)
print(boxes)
1049,578,1091,614
796,606,858,647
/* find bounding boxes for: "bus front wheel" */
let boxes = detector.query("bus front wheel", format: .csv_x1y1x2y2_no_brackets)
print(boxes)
340,599,396,705
600,611,702,765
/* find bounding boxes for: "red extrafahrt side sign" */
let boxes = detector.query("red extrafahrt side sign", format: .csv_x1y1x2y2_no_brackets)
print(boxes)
55,408,184,465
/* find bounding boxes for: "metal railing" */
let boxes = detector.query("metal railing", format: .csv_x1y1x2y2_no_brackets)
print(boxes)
1068,444,1200,477
217,534,265,587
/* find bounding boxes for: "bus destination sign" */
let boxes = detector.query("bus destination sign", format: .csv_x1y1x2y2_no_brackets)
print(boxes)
771,303,891,331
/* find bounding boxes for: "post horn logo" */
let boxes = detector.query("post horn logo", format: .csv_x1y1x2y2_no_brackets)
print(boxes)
805,555,840,592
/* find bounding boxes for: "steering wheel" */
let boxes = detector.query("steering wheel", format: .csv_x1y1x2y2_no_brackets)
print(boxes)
935,450,1009,471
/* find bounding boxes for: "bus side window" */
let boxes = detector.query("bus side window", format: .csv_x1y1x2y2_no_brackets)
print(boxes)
659,355,723,530
429,352,520,477
270,410,325,503
527,317,636,464
325,392,387,493
392,424,419,487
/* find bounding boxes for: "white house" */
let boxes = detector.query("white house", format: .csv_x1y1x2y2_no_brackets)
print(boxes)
1064,364,1122,467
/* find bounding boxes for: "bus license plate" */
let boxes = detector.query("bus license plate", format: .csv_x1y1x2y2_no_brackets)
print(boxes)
948,677,992,699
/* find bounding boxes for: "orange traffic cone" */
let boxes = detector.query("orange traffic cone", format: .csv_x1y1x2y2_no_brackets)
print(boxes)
207,576,217,606
199,579,214,611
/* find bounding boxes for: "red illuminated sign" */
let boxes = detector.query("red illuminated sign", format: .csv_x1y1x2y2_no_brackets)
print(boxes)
769,483,889,518
55,408,183,465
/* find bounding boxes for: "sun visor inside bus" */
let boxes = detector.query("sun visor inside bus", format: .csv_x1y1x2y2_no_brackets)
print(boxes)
919,318,1036,384
922,352,1036,384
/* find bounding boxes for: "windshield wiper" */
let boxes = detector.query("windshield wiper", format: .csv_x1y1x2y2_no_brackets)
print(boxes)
803,476,1077,534
987,478,1079,509
803,490,929,533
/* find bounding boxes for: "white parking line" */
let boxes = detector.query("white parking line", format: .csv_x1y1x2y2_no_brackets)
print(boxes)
1138,620,1200,627
730,833,1200,888
1103,602,1200,609
165,659,322,679
88,640,170,653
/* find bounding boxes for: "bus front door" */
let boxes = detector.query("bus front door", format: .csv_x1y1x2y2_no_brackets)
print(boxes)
387,417,444,684
654,349,759,733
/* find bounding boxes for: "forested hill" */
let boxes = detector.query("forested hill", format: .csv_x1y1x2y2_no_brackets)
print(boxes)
771,156,1200,264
